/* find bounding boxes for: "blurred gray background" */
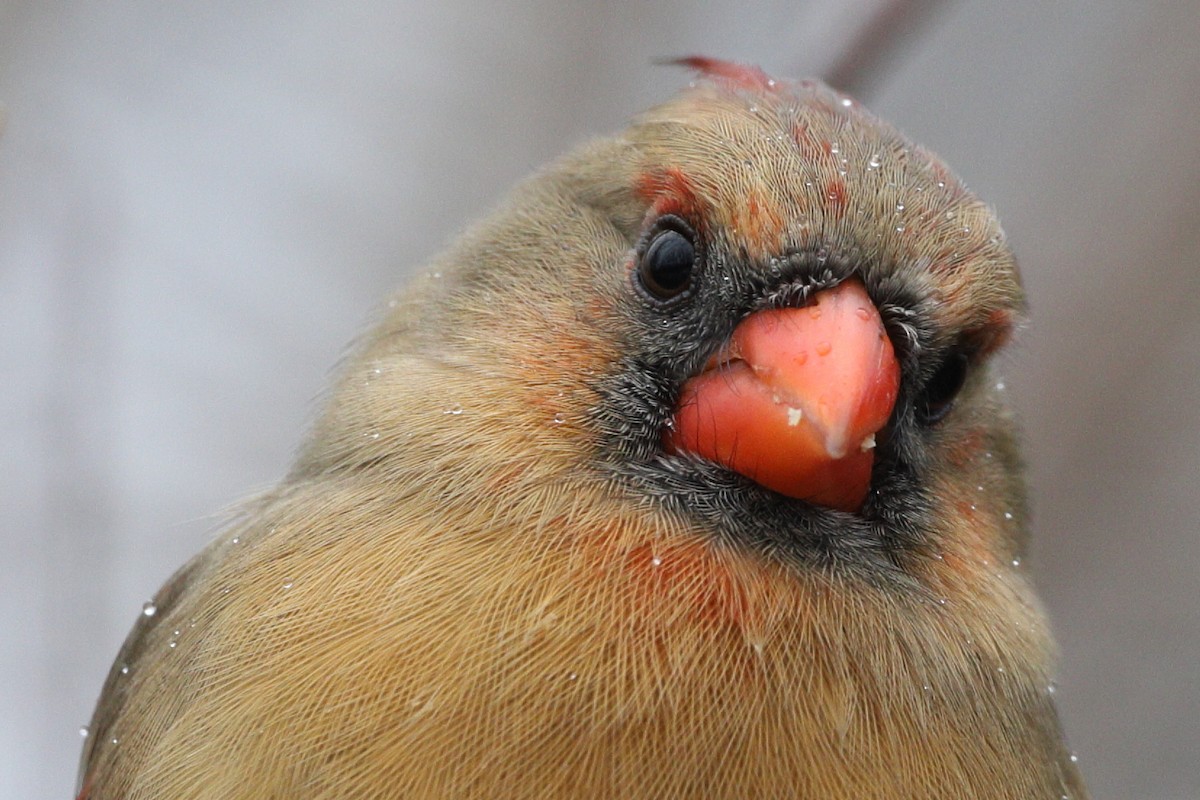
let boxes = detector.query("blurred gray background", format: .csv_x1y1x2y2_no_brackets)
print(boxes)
2,1,1197,798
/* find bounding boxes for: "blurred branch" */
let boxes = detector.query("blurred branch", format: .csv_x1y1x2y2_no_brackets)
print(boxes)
791,0,951,101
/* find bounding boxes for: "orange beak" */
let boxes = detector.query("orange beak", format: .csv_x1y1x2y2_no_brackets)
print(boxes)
665,279,900,512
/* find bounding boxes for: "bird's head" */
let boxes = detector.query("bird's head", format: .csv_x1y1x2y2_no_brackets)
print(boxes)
585,58,1023,582
307,57,1027,588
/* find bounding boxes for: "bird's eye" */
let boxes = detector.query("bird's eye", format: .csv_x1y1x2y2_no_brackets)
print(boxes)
917,351,968,424
637,221,697,303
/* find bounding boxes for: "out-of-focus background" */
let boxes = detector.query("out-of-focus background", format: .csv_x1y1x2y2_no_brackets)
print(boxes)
2,1,1197,798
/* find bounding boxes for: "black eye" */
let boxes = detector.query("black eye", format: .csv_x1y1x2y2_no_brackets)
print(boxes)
637,222,697,303
917,351,968,425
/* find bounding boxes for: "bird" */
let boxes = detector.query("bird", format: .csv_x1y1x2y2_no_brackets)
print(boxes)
77,57,1088,799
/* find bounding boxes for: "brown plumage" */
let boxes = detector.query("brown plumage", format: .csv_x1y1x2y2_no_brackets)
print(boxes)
78,60,1088,799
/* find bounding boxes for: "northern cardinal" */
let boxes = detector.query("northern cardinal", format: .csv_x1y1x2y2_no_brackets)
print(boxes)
78,59,1088,799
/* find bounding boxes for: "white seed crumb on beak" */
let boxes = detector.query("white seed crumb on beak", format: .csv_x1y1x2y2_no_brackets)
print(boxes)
860,433,876,452
787,407,804,427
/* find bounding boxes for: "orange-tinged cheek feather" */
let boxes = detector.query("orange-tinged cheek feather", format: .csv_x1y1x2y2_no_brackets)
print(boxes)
623,542,751,627
665,280,900,512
